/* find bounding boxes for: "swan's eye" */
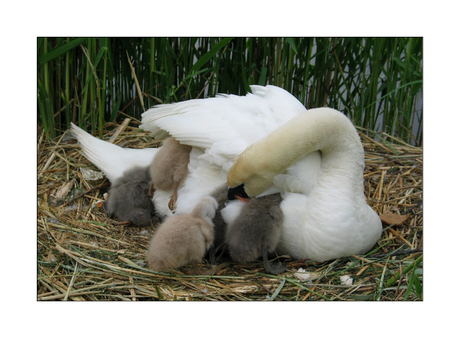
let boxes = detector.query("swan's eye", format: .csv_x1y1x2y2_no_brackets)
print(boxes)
227,184,249,200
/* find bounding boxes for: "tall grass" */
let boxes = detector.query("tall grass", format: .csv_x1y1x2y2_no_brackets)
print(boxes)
37,37,423,145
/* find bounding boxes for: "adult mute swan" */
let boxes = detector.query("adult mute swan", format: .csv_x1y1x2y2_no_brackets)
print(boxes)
141,85,382,262
227,107,383,261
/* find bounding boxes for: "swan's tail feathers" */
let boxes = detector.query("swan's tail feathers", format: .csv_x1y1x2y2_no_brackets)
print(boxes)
70,123,159,183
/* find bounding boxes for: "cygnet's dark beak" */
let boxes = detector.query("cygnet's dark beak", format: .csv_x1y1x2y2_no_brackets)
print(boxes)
227,184,249,201
102,201,113,217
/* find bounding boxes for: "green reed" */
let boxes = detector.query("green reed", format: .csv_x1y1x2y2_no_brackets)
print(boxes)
37,37,422,145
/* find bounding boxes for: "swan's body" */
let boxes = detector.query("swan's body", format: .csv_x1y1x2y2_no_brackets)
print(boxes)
227,107,382,261
146,196,217,271
141,85,382,262
72,85,382,263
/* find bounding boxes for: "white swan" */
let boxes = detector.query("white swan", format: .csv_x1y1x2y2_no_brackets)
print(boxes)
140,85,381,262
227,107,382,261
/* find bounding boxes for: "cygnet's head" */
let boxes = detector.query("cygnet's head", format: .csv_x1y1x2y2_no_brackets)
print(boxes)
191,196,218,222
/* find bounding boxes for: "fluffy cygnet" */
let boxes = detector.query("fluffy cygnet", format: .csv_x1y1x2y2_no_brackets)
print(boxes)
149,137,192,211
207,184,231,264
146,196,218,272
225,193,286,274
103,166,156,226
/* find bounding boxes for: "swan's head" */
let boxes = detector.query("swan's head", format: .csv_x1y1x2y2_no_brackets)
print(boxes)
227,148,277,199
227,183,249,201
227,114,320,199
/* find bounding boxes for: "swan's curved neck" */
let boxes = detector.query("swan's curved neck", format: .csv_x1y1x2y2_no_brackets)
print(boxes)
227,107,365,196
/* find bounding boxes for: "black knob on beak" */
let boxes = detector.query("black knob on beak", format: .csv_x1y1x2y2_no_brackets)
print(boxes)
227,184,249,200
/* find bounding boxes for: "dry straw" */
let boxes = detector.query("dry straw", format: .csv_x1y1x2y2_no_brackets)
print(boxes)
37,122,422,301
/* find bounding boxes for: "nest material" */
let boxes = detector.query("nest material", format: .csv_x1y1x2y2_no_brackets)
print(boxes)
37,122,422,301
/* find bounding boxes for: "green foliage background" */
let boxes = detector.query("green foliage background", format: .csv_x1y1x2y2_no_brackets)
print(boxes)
37,37,422,145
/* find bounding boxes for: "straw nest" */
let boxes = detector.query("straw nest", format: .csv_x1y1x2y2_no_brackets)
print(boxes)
37,120,422,301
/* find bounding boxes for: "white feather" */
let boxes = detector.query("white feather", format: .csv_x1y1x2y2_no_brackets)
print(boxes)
220,200,245,228
70,123,158,183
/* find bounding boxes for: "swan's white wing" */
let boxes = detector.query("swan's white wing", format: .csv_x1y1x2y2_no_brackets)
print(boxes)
140,85,308,173
70,123,159,183
249,85,308,122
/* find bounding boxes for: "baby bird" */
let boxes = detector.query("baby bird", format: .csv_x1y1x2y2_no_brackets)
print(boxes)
207,184,231,264
103,166,156,226
225,193,286,274
149,137,192,211
146,196,218,272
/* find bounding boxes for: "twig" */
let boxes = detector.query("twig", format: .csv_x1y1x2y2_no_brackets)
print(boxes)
404,201,423,215
64,262,79,301
108,118,131,143
40,152,56,173
371,249,422,259
57,183,107,207
126,51,145,112
378,153,406,167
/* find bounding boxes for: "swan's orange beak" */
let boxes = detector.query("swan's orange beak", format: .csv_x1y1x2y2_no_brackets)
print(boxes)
227,183,249,201
236,196,249,202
